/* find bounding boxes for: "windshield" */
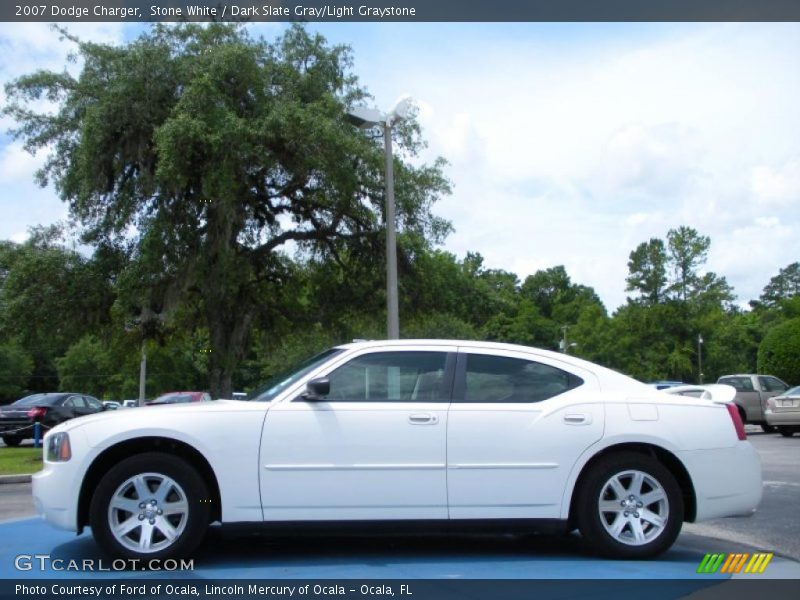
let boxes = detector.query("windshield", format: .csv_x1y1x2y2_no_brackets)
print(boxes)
151,393,196,404
785,386,800,397
249,348,343,402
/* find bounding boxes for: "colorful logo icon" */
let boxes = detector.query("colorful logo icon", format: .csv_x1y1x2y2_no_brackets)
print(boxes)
697,552,773,574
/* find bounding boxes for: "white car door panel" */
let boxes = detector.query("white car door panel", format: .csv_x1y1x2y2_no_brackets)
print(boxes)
260,347,455,521
447,349,604,519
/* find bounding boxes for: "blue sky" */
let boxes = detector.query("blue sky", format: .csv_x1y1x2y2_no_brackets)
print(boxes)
1,22,798,310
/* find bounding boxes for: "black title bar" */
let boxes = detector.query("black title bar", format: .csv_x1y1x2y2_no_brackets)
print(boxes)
4,1,800,22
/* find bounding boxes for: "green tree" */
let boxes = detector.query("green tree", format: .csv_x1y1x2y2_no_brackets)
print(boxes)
56,335,112,398
666,226,710,302
5,24,449,397
0,341,34,402
626,238,668,304
755,262,800,309
757,318,800,384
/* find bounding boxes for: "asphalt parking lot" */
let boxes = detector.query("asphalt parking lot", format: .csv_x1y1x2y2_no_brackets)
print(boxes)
1,429,798,581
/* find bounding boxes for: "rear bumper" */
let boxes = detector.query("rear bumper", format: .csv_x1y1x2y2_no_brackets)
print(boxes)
765,409,800,426
678,441,762,521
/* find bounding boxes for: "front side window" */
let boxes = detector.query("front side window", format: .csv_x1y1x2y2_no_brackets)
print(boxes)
461,354,582,403
326,351,448,402
250,348,344,402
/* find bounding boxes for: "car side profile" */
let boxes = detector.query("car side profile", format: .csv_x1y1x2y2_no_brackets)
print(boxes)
0,393,105,447
32,340,761,561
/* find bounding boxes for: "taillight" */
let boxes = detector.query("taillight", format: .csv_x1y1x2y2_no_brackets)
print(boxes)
27,407,47,419
725,403,747,441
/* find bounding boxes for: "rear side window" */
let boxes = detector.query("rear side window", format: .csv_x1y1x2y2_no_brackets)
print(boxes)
460,354,582,403
720,377,754,392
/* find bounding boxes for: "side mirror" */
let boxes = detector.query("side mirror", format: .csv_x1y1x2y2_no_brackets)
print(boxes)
303,377,330,401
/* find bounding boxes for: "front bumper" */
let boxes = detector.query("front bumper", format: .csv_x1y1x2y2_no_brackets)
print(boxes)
678,441,762,521
31,460,81,532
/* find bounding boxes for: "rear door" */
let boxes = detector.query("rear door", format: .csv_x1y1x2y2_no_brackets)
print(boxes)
446,348,603,520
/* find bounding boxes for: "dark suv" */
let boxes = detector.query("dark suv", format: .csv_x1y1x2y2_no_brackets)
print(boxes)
0,393,105,447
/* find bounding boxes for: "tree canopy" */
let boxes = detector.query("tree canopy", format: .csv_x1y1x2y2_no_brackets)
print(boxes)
4,24,450,397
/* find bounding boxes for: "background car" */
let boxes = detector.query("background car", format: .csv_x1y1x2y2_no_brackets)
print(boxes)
146,391,212,406
0,393,104,447
102,401,121,411
121,400,140,408
764,385,800,437
717,374,789,432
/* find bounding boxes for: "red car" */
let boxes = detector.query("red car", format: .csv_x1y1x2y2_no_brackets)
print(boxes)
145,391,212,406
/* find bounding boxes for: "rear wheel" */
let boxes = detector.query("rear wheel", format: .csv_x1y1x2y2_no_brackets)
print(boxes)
777,427,795,438
89,452,210,560
575,452,683,559
761,423,777,434
1,436,22,447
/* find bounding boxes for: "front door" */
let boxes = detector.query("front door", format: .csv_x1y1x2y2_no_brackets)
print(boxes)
259,346,455,521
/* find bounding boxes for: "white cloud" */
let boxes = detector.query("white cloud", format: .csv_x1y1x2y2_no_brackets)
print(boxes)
1,22,799,312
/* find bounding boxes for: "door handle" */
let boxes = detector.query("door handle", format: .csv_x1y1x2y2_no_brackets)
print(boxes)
408,413,438,425
564,413,590,425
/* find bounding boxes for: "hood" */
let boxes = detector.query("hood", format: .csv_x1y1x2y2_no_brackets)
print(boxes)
50,399,261,433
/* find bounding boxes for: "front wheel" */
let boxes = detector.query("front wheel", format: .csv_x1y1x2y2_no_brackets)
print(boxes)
761,423,777,434
777,427,795,438
89,452,210,560
1,435,22,447
575,452,683,559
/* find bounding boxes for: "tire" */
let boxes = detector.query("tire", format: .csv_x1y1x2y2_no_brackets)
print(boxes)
89,452,210,560
2,436,22,448
777,427,795,438
575,452,684,559
761,423,777,434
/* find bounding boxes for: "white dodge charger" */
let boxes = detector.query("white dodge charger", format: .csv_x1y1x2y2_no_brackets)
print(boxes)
33,340,762,560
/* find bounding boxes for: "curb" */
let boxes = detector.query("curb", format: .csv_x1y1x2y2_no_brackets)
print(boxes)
0,474,32,485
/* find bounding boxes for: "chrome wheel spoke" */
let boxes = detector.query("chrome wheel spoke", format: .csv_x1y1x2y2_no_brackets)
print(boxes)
113,516,140,537
132,475,150,500
629,472,645,496
640,489,666,507
155,517,178,542
138,521,155,551
630,518,646,544
609,477,627,499
153,477,175,504
599,500,622,514
162,499,188,516
609,515,627,537
640,508,665,528
110,497,140,514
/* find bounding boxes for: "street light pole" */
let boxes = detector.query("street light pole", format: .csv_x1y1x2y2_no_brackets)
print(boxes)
138,342,147,407
383,121,399,339
697,334,704,384
346,100,413,340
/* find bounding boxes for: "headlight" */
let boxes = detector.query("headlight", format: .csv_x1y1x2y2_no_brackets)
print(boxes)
46,432,71,462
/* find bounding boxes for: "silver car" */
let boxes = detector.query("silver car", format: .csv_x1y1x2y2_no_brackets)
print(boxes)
765,385,800,437
717,374,789,433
